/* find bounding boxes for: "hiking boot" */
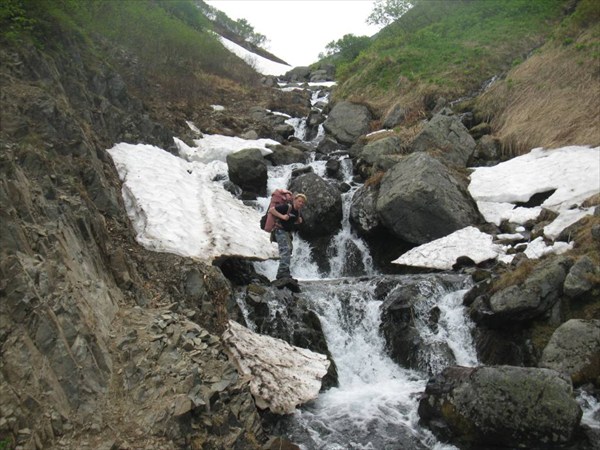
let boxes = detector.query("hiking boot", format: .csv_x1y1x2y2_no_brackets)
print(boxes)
287,282,301,293
271,278,288,289
272,277,301,293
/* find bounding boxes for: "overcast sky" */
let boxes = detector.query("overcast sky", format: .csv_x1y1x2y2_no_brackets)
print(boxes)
204,0,383,67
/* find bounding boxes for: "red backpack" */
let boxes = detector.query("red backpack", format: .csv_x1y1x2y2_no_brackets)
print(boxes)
260,189,293,232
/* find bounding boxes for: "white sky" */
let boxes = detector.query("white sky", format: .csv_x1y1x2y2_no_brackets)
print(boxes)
204,0,382,67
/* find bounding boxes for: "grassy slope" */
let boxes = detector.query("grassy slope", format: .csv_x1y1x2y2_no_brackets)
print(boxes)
332,0,599,154
471,0,600,155
0,0,262,107
336,0,567,105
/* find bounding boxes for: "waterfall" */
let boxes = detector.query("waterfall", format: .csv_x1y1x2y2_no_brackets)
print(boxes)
249,83,477,448
241,81,598,450
270,276,474,450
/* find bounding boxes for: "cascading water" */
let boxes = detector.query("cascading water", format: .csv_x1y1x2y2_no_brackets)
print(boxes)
270,277,474,450
244,81,598,449
245,83,480,448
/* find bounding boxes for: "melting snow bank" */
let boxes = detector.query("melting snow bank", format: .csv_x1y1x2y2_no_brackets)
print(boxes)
175,134,277,163
216,34,291,76
222,320,330,414
107,143,278,262
393,227,506,270
396,146,598,269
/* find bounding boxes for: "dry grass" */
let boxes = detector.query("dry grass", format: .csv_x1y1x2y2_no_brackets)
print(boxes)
489,259,537,295
475,31,600,157
582,193,600,208
364,171,386,188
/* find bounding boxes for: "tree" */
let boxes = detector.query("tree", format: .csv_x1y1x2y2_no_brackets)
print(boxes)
233,18,267,47
367,0,415,26
322,34,371,62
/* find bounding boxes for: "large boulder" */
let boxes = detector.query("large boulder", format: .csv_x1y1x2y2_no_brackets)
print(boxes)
226,148,268,197
411,111,476,167
469,256,572,327
376,152,482,244
539,319,600,386
379,280,456,373
355,135,403,178
563,255,599,299
289,172,343,238
323,101,372,145
264,144,308,166
418,365,583,448
283,66,312,83
349,184,382,236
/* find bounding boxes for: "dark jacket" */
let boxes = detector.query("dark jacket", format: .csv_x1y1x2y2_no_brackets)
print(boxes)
274,203,302,232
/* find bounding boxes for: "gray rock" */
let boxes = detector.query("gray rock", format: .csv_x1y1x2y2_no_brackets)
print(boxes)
472,134,500,164
323,101,372,145
382,103,407,129
355,135,403,178
265,144,307,166
470,256,572,326
226,148,268,196
289,172,343,238
349,184,381,236
540,319,600,386
380,281,455,373
418,365,582,448
411,112,476,167
376,152,482,244
284,66,311,82
564,255,599,298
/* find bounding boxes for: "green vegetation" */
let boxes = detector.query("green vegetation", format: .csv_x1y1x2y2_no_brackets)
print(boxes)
0,0,38,42
0,0,258,85
331,0,568,111
319,34,372,63
198,1,267,47
367,0,414,26
470,0,599,155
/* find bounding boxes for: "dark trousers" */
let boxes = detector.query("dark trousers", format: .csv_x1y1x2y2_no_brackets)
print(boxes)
273,229,293,279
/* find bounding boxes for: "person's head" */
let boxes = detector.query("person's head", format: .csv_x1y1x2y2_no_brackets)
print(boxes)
293,193,307,209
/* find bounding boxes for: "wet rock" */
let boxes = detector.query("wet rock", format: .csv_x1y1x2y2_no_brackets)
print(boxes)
539,319,600,386
418,365,582,448
411,111,476,167
226,147,268,197
376,152,482,244
323,101,372,145
289,172,343,238
264,144,307,166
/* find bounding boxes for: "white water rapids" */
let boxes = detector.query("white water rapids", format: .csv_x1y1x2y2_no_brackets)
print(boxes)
275,278,475,450
243,82,597,448
246,93,478,446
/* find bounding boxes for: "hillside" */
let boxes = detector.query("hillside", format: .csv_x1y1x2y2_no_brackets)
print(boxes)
0,0,598,449
328,0,599,156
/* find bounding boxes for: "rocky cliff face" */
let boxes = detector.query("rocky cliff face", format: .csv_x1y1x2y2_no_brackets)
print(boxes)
0,32,264,449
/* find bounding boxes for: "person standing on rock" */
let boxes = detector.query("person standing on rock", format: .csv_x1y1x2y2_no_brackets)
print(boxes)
270,193,307,289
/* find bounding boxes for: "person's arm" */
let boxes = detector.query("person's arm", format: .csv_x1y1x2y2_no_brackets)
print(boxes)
269,204,290,221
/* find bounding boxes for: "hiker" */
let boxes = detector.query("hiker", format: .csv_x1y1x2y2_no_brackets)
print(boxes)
269,193,307,283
